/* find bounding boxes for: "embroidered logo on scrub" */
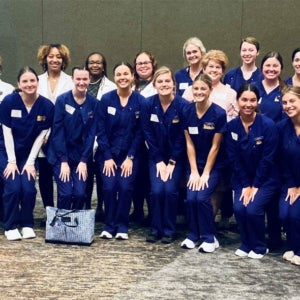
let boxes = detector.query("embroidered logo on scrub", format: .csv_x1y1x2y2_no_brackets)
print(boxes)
254,136,264,145
37,115,46,121
203,122,215,130
172,116,180,123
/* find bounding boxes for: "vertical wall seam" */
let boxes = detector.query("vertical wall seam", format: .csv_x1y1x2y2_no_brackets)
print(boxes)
140,0,143,51
41,0,44,43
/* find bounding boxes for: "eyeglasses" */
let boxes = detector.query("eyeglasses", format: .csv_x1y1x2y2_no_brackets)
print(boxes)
88,61,103,65
136,61,152,66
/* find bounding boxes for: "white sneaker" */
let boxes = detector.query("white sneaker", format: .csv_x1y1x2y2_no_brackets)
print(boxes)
5,229,22,241
283,251,295,262
198,237,219,253
99,231,113,239
181,238,195,249
235,249,249,257
21,227,36,239
115,233,128,240
248,249,269,259
214,237,220,249
291,255,300,266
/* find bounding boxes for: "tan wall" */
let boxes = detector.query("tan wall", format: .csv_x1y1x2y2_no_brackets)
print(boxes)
0,0,298,86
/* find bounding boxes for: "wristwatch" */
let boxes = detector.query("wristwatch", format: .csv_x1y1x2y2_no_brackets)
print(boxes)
127,155,134,160
168,159,176,166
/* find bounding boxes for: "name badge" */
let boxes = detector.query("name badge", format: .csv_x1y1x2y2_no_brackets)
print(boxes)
179,82,189,90
150,114,159,122
107,106,116,115
231,132,238,141
11,109,22,118
188,126,199,134
65,104,75,115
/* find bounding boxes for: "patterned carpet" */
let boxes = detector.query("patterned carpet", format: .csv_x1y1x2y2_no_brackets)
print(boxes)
0,192,299,299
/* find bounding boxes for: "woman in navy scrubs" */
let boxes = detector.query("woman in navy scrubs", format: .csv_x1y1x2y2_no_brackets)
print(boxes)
95,62,144,240
0,67,54,240
142,66,188,243
278,86,300,266
223,37,262,92
285,48,300,87
48,67,98,210
226,84,280,259
181,73,227,252
175,37,206,96
255,51,286,249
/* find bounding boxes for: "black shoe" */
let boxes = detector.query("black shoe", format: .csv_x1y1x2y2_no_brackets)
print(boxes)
40,219,46,228
130,212,144,223
146,232,160,243
161,235,175,244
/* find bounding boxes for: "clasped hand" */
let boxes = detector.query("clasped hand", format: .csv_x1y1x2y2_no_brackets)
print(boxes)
187,172,209,191
156,161,175,182
239,186,258,206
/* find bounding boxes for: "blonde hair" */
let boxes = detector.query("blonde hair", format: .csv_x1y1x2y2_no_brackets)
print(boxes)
183,37,206,60
282,86,300,98
152,66,175,86
201,50,229,72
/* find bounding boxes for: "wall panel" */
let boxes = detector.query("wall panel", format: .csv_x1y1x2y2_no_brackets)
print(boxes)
0,0,297,85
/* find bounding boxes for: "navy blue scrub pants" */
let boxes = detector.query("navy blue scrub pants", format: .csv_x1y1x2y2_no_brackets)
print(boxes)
0,155,36,231
100,159,138,235
38,157,55,207
148,161,183,237
279,190,300,256
234,187,276,254
53,161,86,210
186,169,221,243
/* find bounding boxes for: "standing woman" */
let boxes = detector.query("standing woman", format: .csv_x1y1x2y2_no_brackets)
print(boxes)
255,51,286,123
255,51,286,248
224,37,263,92
133,51,157,98
181,74,227,252
130,51,157,223
278,86,300,266
285,48,300,87
141,66,188,243
0,55,14,220
36,44,73,213
47,67,98,210
226,84,280,259
183,50,238,226
85,51,116,100
182,50,238,120
0,67,54,240
95,62,143,240
175,37,206,96
84,52,116,216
